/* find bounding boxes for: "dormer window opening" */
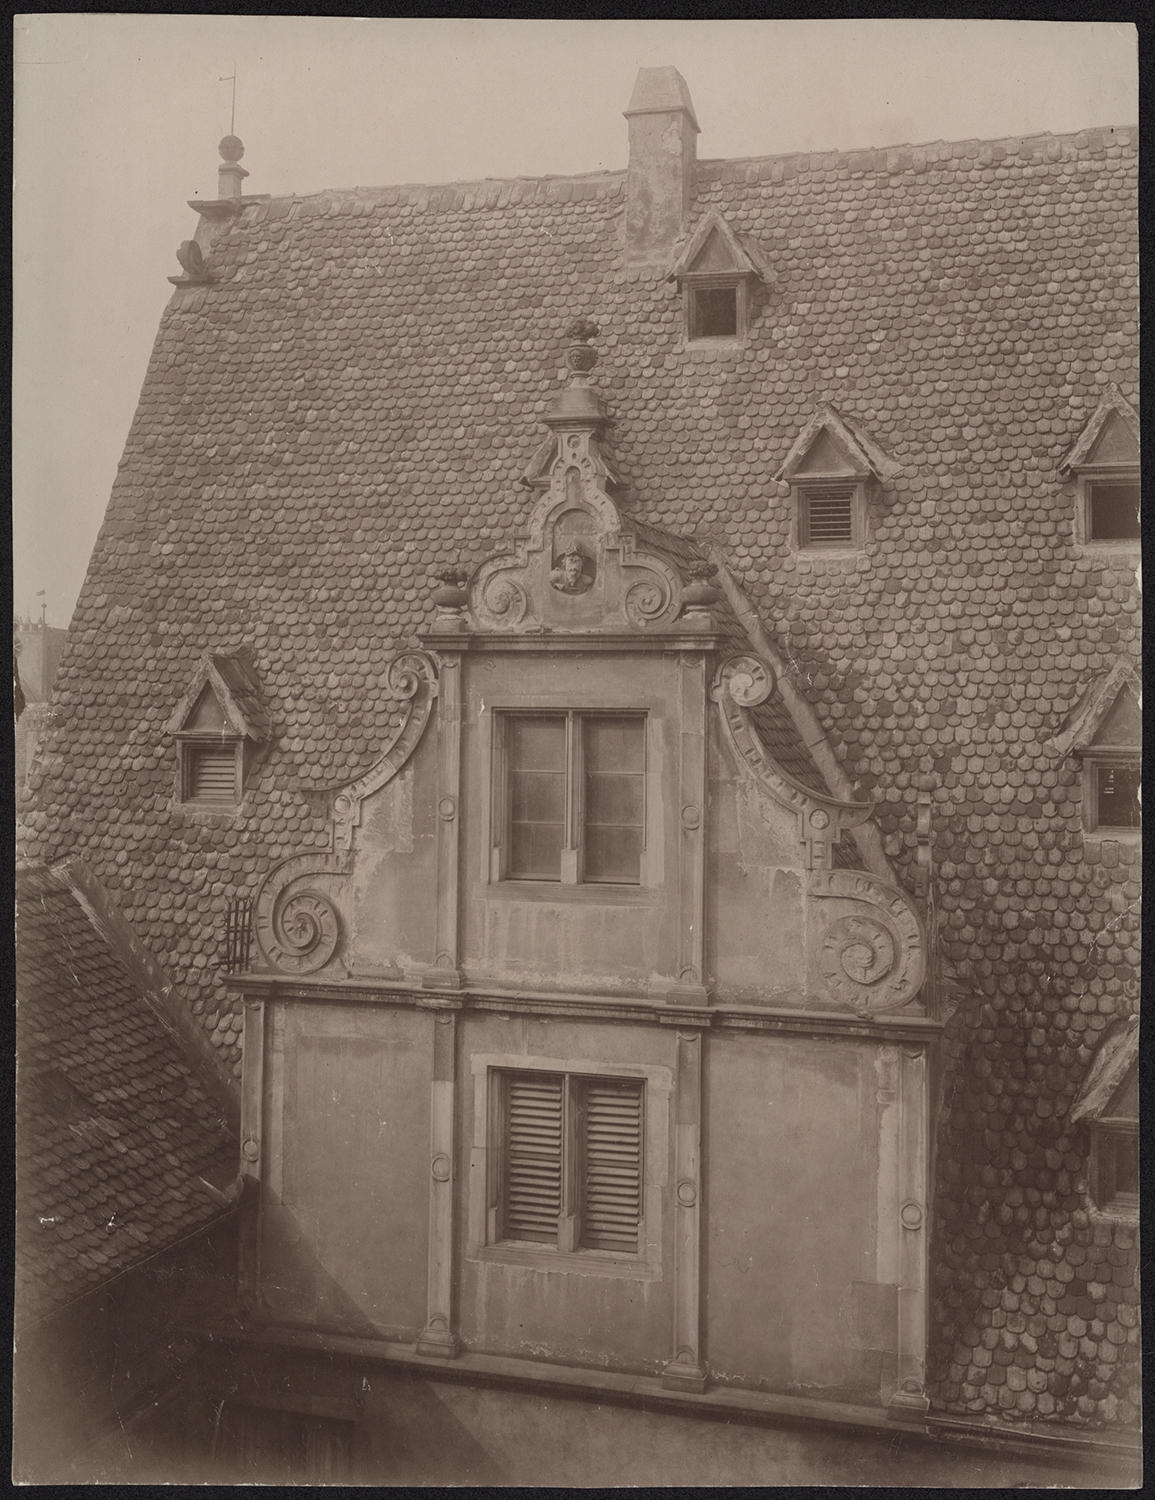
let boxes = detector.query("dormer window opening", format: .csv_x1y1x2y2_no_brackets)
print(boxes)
164,651,269,814
799,484,857,547
690,283,739,340
1087,479,1140,542
668,213,767,347
775,405,903,557
1060,387,1140,550
1088,758,1141,832
181,736,242,807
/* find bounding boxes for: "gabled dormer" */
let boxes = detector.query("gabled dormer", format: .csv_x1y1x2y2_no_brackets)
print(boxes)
774,404,902,552
668,212,768,343
1060,385,1140,548
1070,1016,1139,1222
164,651,269,810
1049,659,1141,838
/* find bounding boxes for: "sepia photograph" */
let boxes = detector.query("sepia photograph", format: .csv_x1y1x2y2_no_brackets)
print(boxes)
13,16,1139,1486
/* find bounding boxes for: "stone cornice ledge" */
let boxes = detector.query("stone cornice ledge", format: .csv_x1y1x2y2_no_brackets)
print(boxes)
224,972,941,1038
193,1324,1140,1477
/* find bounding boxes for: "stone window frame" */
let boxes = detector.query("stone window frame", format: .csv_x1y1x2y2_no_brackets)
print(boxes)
1076,468,1141,551
1088,1119,1139,1225
1080,748,1141,841
485,707,654,890
466,1051,671,1281
175,731,246,809
683,273,750,345
793,477,868,554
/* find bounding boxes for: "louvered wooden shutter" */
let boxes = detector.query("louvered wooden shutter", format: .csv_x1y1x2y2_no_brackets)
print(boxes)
579,1078,643,1252
503,1072,563,1242
802,485,855,545
188,743,237,804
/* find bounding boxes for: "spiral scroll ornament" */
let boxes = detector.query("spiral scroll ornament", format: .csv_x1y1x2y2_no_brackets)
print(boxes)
386,652,432,700
818,914,905,1014
625,577,670,627
721,654,776,707
262,888,341,974
478,573,528,628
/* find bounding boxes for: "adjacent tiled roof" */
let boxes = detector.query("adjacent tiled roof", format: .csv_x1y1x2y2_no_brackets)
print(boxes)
15,863,237,1329
18,120,1139,1426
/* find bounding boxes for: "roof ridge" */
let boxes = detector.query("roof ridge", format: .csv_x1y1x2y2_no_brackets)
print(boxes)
230,123,1135,219
697,122,1137,172
235,165,629,214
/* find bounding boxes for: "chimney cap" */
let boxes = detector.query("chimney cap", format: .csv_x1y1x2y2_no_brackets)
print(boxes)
624,67,699,132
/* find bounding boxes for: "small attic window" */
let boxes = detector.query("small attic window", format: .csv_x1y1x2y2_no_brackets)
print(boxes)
176,686,244,808
690,285,738,340
1072,674,1141,837
670,215,764,346
1070,1017,1138,1224
1086,759,1140,833
1087,480,1140,542
166,655,269,814
799,484,857,547
1091,1126,1140,1218
1064,395,1140,549
182,740,242,807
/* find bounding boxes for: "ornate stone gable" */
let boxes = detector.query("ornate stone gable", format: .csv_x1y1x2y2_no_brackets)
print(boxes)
455,322,701,637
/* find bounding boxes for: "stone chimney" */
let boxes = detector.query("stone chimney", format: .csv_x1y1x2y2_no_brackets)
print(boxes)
623,67,699,264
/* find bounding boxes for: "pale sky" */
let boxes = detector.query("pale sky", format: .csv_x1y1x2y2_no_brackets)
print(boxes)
13,17,1137,629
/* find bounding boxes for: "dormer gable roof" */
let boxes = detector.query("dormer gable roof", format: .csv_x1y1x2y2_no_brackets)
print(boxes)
1049,657,1141,757
668,211,769,285
774,403,903,483
164,650,270,741
1060,385,1140,473
1069,1015,1139,1123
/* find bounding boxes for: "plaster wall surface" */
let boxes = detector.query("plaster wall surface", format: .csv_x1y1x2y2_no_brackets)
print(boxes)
705,1030,897,1402
259,1002,429,1337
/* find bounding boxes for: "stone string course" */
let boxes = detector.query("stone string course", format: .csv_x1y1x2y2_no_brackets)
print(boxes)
19,124,1138,1426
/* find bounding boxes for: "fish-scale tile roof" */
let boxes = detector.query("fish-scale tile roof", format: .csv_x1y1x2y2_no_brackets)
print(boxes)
18,118,1139,1427
15,863,237,1329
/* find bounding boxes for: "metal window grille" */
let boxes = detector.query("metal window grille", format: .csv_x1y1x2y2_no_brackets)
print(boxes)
223,898,253,973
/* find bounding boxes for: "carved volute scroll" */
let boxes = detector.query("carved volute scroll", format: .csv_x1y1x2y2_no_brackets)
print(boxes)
711,654,872,870
251,650,440,976
809,870,927,1017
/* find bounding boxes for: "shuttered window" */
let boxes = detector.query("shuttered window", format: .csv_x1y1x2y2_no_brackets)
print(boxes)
183,742,240,805
498,1070,644,1255
799,484,857,546
504,1072,564,1242
579,1079,644,1252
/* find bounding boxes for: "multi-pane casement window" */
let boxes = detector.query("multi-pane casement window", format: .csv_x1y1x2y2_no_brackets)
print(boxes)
499,711,646,884
495,1069,644,1254
796,482,862,549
